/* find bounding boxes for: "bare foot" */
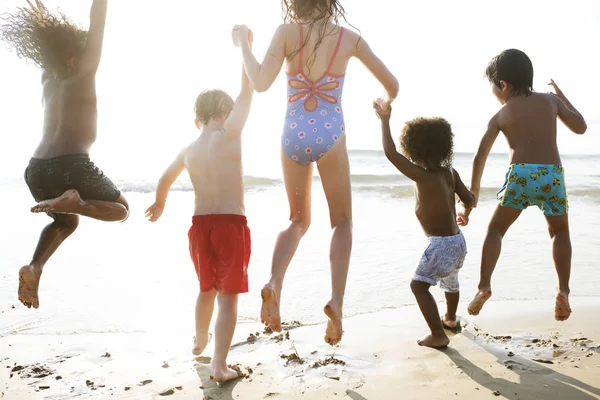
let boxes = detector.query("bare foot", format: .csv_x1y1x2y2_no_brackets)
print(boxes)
31,189,81,214
324,301,343,346
468,288,492,316
417,333,450,349
192,332,213,356
555,291,572,321
442,315,457,328
260,285,282,332
18,265,42,309
212,365,241,383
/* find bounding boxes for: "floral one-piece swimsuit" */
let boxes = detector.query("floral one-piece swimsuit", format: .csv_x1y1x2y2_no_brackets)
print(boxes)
282,24,346,165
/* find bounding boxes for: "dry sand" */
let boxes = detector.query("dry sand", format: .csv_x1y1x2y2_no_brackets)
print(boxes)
1,298,599,400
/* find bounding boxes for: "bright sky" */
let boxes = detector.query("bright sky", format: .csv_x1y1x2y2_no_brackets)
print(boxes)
0,0,598,179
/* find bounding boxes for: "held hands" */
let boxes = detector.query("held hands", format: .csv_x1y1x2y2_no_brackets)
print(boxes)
456,210,469,227
232,24,253,48
145,203,164,223
373,98,392,121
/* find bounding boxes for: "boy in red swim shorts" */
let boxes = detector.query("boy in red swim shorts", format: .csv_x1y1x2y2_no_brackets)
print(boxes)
145,27,254,384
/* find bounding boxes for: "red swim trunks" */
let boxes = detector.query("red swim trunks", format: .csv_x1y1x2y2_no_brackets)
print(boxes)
188,214,251,294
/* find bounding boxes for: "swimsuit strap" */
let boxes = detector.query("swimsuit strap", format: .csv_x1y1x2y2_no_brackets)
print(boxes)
298,23,304,74
325,27,344,76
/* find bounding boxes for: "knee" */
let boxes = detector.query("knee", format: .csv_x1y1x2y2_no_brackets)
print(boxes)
410,280,429,295
56,215,79,234
331,218,352,233
290,215,311,235
217,293,238,309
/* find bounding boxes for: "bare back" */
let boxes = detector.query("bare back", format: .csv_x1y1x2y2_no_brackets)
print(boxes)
185,130,245,216
497,93,561,165
414,169,460,237
34,72,99,158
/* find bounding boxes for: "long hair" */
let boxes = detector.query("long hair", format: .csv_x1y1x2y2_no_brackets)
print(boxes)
1,4,87,79
282,0,359,74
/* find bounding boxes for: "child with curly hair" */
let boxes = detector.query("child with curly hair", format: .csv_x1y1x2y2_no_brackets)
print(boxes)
1,0,129,310
374,99,474,349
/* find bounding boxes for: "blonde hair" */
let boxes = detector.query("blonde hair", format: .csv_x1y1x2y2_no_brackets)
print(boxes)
194,89,234,124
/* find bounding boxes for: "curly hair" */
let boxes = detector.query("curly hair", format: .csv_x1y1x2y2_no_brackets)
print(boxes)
0,4,87,79
282,0,359,75
400,117,454,170
194,89,234,125
485,49,533,96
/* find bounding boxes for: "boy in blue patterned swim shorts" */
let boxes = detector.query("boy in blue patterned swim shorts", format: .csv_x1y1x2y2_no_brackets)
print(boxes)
374,100,474,349
468,49,587,321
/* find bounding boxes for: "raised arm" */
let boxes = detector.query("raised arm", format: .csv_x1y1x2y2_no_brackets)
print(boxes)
233,24,286,93
78,0,107,75
374,101,427,182
549,79,587,135
224,29,254,137
470,114,501,206
356,38,399,107
145,150,186,222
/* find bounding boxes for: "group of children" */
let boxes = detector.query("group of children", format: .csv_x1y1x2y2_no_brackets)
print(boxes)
3,0,587,384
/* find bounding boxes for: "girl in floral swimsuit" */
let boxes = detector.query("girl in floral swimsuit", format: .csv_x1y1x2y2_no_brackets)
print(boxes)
231,0,398,346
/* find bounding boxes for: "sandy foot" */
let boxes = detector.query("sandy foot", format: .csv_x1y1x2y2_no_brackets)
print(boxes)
31,189,81,214
442,315,457,328
18,265,41,309
261,285,282,332
468,288,492,316
417,333,450,349
212,365,241,383
555,291,572,321
324,301,343,346
192,333,213,356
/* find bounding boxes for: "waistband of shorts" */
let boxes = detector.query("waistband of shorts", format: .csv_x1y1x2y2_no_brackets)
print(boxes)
508,163,564,171
29,154,90,166
428,231,464,243
192,214,247,225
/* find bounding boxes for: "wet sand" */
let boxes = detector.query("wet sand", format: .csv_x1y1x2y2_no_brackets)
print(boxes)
1,298,599,400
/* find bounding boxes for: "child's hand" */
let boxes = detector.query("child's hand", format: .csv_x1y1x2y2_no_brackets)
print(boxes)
145,203,164,223
457,210,469,227
548,79,565,99
373,98,392,121
232,24,251,48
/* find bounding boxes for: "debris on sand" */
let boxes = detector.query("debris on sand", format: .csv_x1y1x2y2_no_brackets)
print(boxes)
124,387,131,391
492,335,512,341
264,326,273,334
492,390,501,396
161,362,170,368
311,356,346,368
272,331,291,343
159,388,175,396
247,333,259,343
101,352,111,358
281,321,302,331
280,353,304,366
138,380,153,386
532,358,554,364
11,364,54,379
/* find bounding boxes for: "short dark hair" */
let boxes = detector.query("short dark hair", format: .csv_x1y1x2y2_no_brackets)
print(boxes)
485,49,533,96
400,117,454,170
194,89,234,125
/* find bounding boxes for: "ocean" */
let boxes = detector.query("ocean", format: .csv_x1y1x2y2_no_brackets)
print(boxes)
1,150,599,338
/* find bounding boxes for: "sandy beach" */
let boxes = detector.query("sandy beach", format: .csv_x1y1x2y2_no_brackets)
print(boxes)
2,298,599,400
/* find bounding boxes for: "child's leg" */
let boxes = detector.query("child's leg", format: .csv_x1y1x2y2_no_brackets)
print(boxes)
443,291,460,328
545,215,572,321
261,151,313,333
18,215,79,309
410,280,449,349
193,289,217,355
316,136,353,346
212,293,239,383
468,206,521,315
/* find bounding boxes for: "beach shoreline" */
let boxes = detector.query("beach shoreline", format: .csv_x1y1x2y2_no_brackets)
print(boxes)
1,298,599,400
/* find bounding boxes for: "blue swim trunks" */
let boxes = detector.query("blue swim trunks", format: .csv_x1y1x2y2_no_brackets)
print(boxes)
498,163,568,216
